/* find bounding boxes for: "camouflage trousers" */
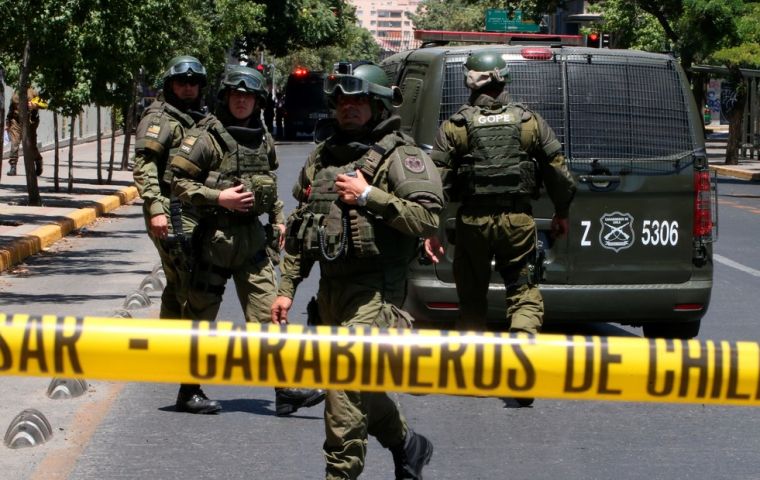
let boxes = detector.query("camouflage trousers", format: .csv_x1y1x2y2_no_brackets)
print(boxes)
7,119,42,169
184,221,272,324
317,274,408,480
453,209,543,334
143,208,196,320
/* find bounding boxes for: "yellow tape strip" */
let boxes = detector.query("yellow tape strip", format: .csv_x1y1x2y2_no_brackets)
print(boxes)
1,313,759,406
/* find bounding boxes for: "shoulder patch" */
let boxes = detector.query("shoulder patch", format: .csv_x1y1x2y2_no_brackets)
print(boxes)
179,136,198,154
404,155,426,174
146,124,161,139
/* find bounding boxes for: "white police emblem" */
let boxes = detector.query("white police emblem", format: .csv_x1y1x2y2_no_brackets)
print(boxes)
599,212,635,252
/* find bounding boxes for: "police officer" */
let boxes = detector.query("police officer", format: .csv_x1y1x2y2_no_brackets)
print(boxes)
425,50,576,339
271,64,441,480
170,65,324,416
133,55,216,414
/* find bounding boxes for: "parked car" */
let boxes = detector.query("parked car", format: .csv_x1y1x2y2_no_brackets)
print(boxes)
382,33,717,338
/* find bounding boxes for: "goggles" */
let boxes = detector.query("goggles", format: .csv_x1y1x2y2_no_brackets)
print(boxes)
167,61,207,78
323,74,393,101
222,71,263,93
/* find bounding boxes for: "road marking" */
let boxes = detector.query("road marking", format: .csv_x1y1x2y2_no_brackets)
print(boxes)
714,254,760,278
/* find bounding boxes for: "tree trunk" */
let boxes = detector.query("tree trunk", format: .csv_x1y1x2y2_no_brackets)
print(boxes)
20,39,42,206
724,73,747,166
53,112,60,192
108,108,116,183
67,115,75,192
121,77,138,170
96,106,103,184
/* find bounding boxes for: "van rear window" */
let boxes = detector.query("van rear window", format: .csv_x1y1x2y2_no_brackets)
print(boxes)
441,52,695,174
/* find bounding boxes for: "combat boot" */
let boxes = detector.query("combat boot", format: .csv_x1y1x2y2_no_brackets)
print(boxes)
175,385,222,414
7,165,16,176
274,388,326,417
390,430,434,480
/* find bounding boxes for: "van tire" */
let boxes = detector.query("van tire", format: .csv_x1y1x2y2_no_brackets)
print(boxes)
642,320,701,339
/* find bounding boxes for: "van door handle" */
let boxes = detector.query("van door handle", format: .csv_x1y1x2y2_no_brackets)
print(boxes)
577,174,621,183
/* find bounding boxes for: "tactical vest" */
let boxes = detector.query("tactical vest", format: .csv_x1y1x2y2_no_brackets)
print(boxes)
201,122,277,217
459,103,537,199
286,132,411,262
135,101,196,197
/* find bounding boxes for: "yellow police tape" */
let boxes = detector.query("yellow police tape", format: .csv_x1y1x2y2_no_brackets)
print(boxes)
2,313,759,406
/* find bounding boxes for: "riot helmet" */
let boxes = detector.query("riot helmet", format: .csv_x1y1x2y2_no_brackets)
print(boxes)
463,50,510,91
163,55,207,88
324,64,402,113
218,65,267,100
215,65,268,126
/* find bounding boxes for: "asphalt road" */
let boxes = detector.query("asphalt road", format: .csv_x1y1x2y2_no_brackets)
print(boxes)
1,142,760,479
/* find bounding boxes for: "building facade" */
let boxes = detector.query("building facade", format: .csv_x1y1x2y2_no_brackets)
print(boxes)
350,0,422,54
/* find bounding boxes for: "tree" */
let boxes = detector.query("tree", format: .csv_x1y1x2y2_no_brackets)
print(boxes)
273,21,381,89
408,0,566,32
709,2,760,165
0,0,93,203
240,0,352,58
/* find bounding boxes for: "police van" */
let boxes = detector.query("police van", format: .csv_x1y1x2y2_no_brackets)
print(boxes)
382,31,717,338
282,68,330,140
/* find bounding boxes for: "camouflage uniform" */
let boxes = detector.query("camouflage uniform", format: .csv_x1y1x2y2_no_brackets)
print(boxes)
433,90,576,333
133,92,205,320
6,88,42,176
170,116,283,324
279,115,443,479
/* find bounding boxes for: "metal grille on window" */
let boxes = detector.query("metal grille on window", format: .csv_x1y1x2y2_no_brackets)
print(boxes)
440,50,696,176
565,51,694,175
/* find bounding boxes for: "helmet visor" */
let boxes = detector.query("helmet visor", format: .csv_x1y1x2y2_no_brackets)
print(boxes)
223,71,263,93
324,74,393,101
168,61,207,78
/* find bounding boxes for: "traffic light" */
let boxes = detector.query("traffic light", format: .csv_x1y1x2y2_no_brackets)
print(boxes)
256,64,265,73
587,32,600,48
601,32,611,48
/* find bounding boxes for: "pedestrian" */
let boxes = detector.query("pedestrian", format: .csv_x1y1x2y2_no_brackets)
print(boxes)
271,64,440,480
132,55,221,414
6,87,45,176
423,51,576,405
170,65,324,416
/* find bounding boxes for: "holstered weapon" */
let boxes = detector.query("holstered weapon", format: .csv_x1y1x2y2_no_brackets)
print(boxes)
165,198,195,272
528,239,546,285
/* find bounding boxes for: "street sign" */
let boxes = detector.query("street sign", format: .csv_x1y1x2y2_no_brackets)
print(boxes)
485,9,540,33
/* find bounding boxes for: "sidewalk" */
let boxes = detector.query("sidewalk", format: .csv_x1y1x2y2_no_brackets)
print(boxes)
0,135,139,273
706,126,760,181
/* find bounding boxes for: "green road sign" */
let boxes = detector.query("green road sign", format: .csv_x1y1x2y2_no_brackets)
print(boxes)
485,9,540,33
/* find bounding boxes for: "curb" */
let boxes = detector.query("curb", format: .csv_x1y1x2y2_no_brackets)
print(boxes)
710,164,760,182
0,185,138,273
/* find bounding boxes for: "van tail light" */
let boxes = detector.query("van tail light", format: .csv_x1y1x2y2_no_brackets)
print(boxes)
521,48,552,60
693,170,713,239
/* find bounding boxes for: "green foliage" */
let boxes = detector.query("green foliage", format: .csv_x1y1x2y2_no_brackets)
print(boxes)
587,0,666,51
408,0,564,32
243,0,351,57
709,2,760,70
271,12,380,90
0,0,347,119
712,43,760,69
